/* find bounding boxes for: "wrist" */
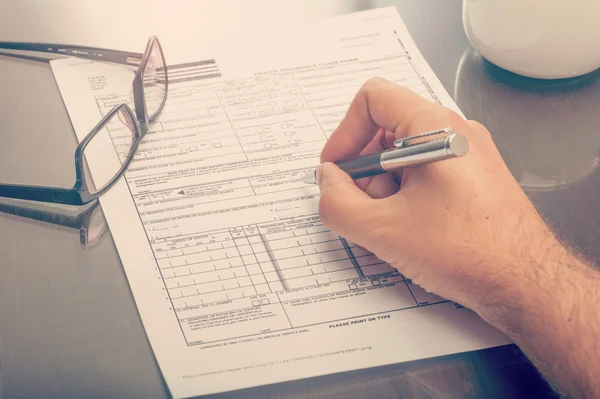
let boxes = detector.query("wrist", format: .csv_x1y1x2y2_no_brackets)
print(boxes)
473,236,600,398
473,234,595,337
468,226,564,329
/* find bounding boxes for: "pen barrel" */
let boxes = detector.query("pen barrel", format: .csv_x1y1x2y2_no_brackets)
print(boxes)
334,153,385,179
381,133,468,171
330,133,468,181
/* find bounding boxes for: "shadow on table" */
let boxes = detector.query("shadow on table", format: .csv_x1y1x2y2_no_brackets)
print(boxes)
206,344,557,399
454,47,600,192
0,198,109,249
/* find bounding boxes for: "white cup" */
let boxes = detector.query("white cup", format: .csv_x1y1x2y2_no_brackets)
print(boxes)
462,0,600,79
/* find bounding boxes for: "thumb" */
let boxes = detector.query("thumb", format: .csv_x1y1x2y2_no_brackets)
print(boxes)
317,162,383,243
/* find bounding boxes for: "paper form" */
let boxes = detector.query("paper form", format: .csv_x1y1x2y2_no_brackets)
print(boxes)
51,7,510,398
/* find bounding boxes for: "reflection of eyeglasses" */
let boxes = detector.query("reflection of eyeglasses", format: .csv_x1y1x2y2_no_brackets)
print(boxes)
0,36,168,205
0,198,109,249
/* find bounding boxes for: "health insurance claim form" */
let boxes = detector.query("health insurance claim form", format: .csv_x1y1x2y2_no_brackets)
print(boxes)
51,7,509,398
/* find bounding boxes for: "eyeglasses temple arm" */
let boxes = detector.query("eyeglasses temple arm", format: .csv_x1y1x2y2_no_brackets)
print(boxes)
0,42,143,66
0,183,87,205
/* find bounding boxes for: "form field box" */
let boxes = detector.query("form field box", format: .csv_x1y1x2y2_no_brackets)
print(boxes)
268,281,284,292
251,274,267,285
246,264,261,275
255,284,271,294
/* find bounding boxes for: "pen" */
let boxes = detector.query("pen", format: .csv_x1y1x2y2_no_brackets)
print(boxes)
303,128,468,184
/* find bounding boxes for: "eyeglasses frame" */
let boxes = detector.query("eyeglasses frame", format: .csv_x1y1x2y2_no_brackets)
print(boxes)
0,35,168,205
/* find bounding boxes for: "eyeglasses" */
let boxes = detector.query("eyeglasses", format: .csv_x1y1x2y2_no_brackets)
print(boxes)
0,36,168,205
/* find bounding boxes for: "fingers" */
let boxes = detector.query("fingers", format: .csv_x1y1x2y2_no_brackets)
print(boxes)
321,77,440,163
352,128,387,191
321,77,475,167
317,78,480,247
317,162,386,244
353,128,400,196
363,173,400,198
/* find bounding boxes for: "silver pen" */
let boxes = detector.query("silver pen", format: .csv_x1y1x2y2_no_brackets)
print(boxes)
303,128,468,184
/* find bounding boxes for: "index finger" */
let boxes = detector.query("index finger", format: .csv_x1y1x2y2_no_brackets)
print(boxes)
320,77,461,163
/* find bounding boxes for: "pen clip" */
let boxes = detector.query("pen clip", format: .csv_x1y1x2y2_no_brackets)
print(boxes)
393,127,454,148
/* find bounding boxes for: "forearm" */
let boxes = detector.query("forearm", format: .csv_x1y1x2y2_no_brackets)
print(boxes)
478,241,600,398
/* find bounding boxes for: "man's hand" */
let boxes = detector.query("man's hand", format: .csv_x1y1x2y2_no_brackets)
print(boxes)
318,77,552,312
318,77,600,398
